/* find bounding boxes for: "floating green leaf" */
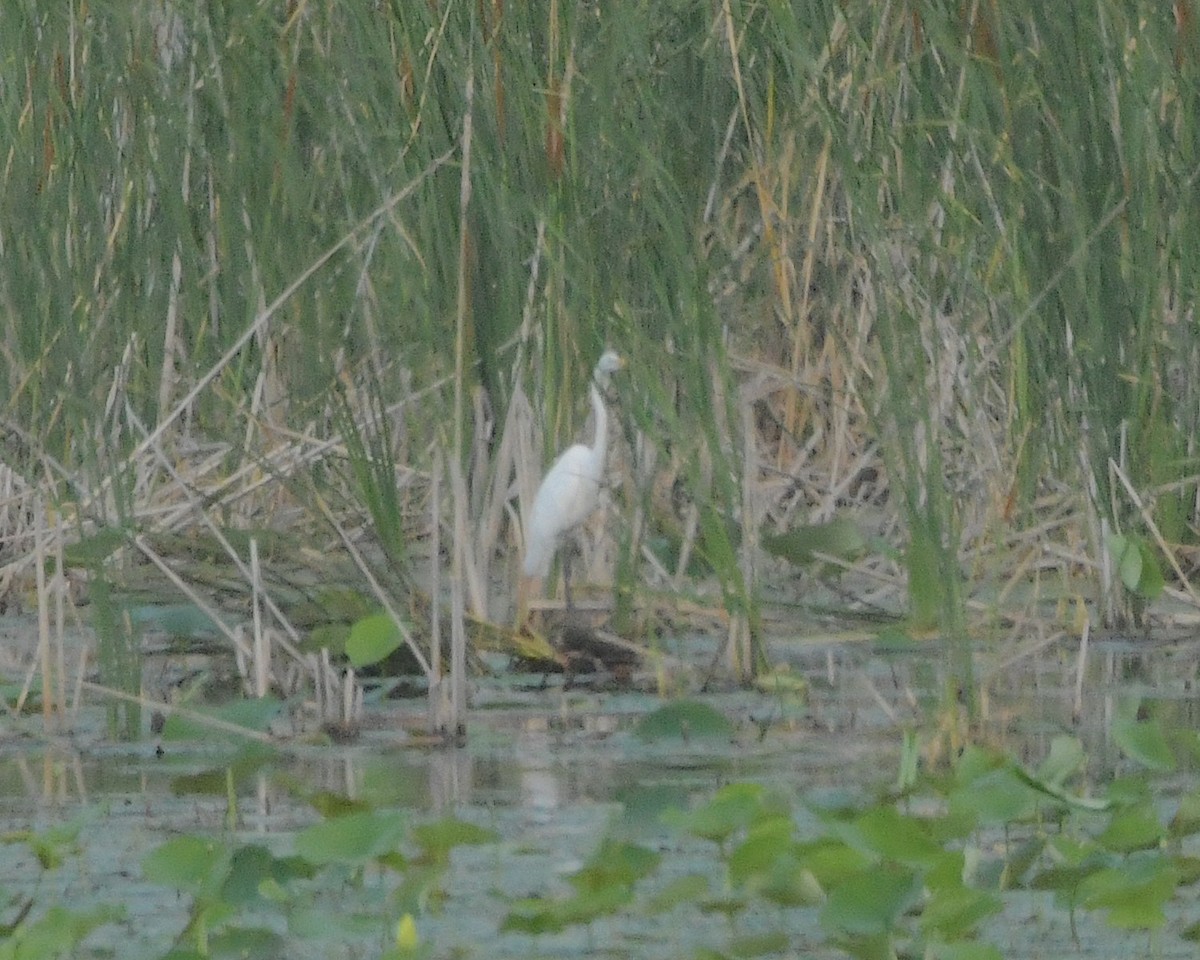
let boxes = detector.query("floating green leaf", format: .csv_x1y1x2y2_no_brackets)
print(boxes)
949,765,1044,824
162,698,284,742
294,810,407,866
633,699,734,742
569,839,661,893
798,838,874,889
1170,788,1200,839
0,904,125,960
1035,735,1085,788
1079,851,1179,930
666,782,776,845
728,816,795,884
645,874,711,914
346,612,405,668
919,885,1003,940
1112,713,1175,772
142,835,233,898
219,844,314,906
411,816,499,864
1097,805,1164,854
842,806,943,866
820,865,923,937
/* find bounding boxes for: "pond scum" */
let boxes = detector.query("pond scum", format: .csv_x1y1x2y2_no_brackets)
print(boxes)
4,0,1200,956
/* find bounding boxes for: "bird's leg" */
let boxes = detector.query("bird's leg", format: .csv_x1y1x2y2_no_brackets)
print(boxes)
562,543,574,611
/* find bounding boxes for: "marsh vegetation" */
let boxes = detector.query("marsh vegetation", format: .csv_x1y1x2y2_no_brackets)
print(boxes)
4,0,1200,956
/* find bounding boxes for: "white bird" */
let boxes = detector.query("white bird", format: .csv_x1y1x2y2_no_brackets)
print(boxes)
518,349,624,622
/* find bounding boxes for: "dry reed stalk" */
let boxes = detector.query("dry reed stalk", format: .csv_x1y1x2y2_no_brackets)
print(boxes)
737,388,760,677
781,133,832,469
79,679,274,743
1111,458,1200,610
54,513,67,723
159,247,184,423
476,386,525,611
1073,615,1091,721
450,561,467,738
343,665,361,725
450,458,486,619
132,534,252,659
508,386,539,593
440,56,476,739
34,496,55,730
250,537,269,698
313,488,430,676
673,468,703,588
127,407,307,658
430,450,443,689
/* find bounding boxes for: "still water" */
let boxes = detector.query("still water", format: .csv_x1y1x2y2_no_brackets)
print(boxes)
2,633,1199,958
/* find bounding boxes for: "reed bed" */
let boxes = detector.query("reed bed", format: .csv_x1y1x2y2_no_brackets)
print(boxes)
2,1,1199,732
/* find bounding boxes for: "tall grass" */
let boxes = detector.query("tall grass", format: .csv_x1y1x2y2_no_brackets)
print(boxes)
2,1,1200,722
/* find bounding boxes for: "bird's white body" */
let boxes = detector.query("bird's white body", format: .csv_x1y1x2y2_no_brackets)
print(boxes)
521,350,623,588
523,411,607,578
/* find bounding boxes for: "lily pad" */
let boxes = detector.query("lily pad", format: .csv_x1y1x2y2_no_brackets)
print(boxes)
633,699,734,742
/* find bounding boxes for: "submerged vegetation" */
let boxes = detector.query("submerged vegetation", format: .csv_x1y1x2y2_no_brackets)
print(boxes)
4,0,1200,956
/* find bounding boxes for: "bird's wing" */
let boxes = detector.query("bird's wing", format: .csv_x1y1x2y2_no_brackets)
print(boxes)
529,443,601,537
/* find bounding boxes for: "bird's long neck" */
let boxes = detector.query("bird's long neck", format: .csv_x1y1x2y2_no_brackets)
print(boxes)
589,380,608,468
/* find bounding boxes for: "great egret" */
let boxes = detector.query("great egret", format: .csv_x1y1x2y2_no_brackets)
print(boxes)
518,349,625,622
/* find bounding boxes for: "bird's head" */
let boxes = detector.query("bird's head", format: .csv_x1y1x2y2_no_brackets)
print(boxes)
593,349,625,386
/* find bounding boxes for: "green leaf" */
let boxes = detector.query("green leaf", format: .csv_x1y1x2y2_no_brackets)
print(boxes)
666,782,774,845
1035,735,1085,787
161,698,284,742
798,838,874,888
1173,854,1200,886
1112,713,1175,772
1011,765,1110,812
728,818,823,906
920,885,1003,939
820,865,923,937
208,927,286,958
142,835,232,898
220,845,314,906
0,904,125,958
761,518,867,567
501,897,567,935
411,817,499,863
346,613,405,668
1079,852,1179,929
503,885,634,934
644,873,711,913
843,807,943,865
1097,804,1164,853
294,810,407,866
633,699,734,742
948,766,1043,824
728,816,794,885
569,839,660,893
1105,533,1164,599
